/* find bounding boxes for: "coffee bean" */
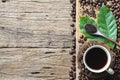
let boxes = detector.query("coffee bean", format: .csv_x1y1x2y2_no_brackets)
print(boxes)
2,0,7,2
69,77,74,80
72,1,76,6
78,39,84,43
82,1,86,5
69,0,73,3
80,35,84,38
72,15,76,19
72,4,76,9
69,71,73,77
71,8,76,12
71,66,76,71
78,75,81,79
71,30,75,35
93,3,96,7
70,23,75,27
73,72,76,79
71,11,76,15
72,60,76,66
84,37,87,41
69,50,74,55
71,55,76,62
71,44,76,49
72,40,76,44
70,13,74,17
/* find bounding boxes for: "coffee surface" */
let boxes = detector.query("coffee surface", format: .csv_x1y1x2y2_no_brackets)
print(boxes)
85,47,108,70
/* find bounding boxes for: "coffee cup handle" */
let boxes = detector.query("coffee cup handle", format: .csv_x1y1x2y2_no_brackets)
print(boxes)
106,68,114,75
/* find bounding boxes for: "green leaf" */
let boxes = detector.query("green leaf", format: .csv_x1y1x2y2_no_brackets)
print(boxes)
79,16,107,42
97,5,117,49
79,5,117,49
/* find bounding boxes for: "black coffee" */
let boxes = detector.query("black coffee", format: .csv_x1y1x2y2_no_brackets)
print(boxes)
85,47,108,70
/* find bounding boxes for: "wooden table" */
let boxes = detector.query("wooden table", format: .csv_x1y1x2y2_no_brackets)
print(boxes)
0,0,72,80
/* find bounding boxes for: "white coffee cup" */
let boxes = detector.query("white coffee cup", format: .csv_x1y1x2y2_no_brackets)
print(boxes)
83,45,114,75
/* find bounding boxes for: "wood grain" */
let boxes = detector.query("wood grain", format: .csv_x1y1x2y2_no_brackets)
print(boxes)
0,0,72,48
0,48,71,80
0,0,72,79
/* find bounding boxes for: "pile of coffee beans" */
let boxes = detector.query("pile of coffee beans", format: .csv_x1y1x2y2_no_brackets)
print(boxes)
113,49,120,74
78,35,87,44
69,0,120,80
106,0,120,27
69,0,76,80
79,0,120,27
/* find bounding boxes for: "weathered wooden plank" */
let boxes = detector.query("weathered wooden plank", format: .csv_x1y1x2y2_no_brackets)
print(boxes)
0,2,71,13
0,0,72,80
0,48,71,80
0,0,72,48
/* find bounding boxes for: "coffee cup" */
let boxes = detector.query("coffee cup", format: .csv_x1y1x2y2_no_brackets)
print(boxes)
83,45,114,75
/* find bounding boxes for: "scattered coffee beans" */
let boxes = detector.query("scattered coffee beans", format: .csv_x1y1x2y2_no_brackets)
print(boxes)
69,0,76,80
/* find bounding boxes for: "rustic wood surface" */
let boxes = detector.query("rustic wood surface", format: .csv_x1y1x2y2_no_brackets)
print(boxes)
0,0,72,80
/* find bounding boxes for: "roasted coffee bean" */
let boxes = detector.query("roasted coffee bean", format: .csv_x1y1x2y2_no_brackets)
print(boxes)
71,47,75,50
71,8,76,12
78,55,83,62
71,43,76,49
84,37,87,41
70,49,76,55
80,35,84,39
69,77,74,80
79,0,82,3
70,23,75,27
78,39,84,43
82,1,86,5
72,8,76,12
92,3,96,7
78,75,81,80
69,50,74,55
72,15,76,19
71,46,76,50
69,0,73,3
71,66,76,71
69,71,73,77
72,40,76,45
2,0,7,2
71,30,75,35
71,55,76,62
73,27,76,32
70,13,74,17
81,68,85,72
72,1,76,6
71,11,76,15
72,4,76,9
73,72,76,79
72,62,76,66
72,18,76,22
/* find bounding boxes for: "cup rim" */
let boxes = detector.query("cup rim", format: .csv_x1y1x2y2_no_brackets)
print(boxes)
83,45,111,73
